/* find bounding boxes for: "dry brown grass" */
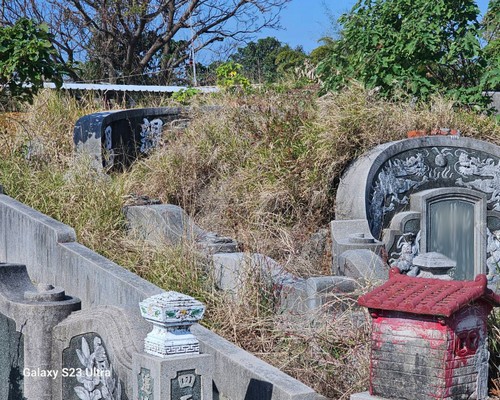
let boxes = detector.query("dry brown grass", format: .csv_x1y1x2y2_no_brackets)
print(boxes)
0,86,499,399
125,83,499,276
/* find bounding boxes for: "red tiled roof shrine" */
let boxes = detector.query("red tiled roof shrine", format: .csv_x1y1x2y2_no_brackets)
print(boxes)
358,268,500,317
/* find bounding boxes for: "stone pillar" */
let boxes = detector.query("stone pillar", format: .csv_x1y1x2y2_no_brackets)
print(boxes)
133,291,213,400
0,263,81,400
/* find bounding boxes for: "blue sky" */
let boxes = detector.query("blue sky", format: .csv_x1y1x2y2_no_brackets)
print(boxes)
256,0,492,53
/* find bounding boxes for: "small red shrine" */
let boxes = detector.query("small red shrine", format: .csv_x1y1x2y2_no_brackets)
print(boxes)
357,268,500,400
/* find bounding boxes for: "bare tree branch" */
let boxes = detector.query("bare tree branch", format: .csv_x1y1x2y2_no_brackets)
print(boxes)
3,0,290,84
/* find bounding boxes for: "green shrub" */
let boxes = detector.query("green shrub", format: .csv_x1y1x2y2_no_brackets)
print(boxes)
215,61,250,90
0,18,65,105
317,0,493,109
171,88,201,105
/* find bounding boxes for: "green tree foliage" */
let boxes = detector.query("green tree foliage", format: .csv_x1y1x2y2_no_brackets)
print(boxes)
318,0,491,107
0,18,64,103
230,37,308,83
230,37,285,83
275,45,307,76
482,0,500,90
310,37,336,66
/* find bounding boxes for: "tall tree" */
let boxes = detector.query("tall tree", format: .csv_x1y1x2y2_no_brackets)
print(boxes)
309,37,336,66
2,0,290,84
230,37,284,83
317,0,489,106
274,45,306,76
481,0,500,90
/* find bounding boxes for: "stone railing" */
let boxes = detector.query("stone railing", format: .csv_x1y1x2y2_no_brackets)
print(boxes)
0,189,324,400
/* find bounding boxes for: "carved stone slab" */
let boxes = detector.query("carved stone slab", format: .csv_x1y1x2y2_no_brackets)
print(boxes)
132,352,214,400
369,147,500,237
171,369,202,400
0,312,24,400
62,333,128,400
52,305,146,400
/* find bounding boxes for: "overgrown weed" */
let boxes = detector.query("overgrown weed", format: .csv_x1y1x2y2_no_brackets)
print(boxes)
0,86,498,399
126,83,499,276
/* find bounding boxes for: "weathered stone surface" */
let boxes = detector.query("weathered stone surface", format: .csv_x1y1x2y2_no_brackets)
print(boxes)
74,106,221,169
0,263,81,400
210,253,298,294
330,219,384,276
74,107,188,169
52,306,146,400
350,392,385,400
124,204,238,253
333,136,500,285
169,118,190,130
336,137,500,237
382,211,420,261
279,276,358,314
485,91,500,114
124,204,200,244
61,333,128,400
196,231,239,254
0,312,24,400
133,353,214,400
171,369,202,400
412,252,455,279
337,249,388,282
0,193,324,400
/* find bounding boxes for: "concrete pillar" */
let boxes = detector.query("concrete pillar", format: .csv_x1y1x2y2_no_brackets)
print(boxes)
0,263,81,399
134,291,213,400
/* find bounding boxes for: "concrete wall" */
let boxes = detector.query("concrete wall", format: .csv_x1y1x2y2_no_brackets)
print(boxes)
0,194,324,400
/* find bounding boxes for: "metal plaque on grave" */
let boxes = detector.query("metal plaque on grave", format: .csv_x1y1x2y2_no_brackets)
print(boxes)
0,312,25,400
171,369,202,400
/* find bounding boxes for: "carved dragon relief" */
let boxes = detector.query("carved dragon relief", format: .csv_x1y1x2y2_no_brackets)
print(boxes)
369,147,500,238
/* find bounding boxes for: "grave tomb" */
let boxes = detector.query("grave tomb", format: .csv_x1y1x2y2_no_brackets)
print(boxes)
74,106,219,169
332,136,500,284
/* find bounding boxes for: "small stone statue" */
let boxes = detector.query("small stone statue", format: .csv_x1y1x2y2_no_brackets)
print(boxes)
392,242,420,276
391,233,420,276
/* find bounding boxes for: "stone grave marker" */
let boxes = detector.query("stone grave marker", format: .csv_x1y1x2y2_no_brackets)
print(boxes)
0,263,81,399
0,312,24,400
51,306,143,400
